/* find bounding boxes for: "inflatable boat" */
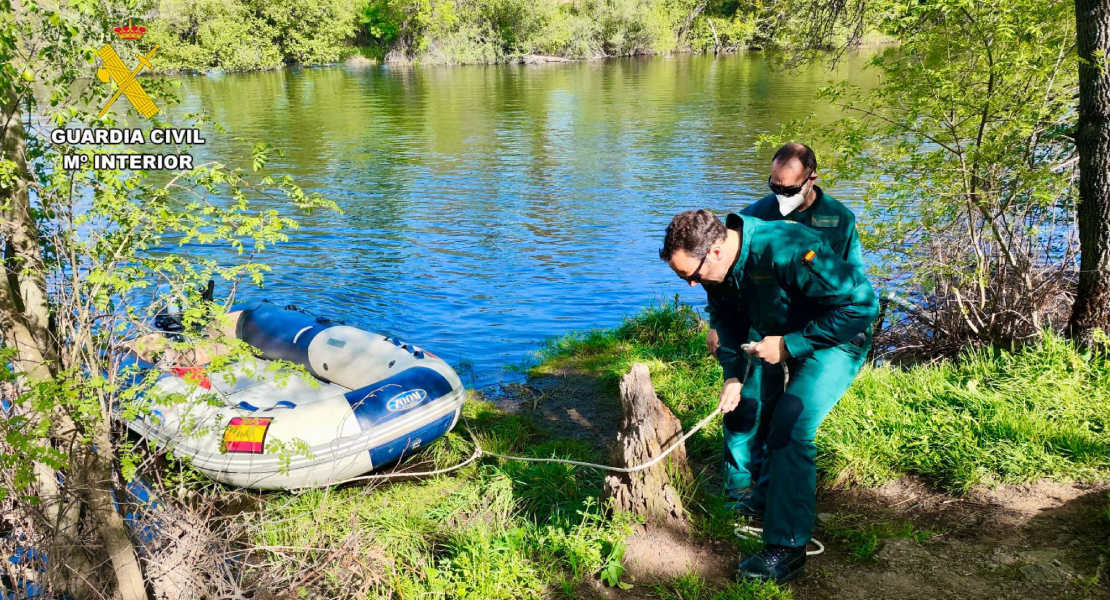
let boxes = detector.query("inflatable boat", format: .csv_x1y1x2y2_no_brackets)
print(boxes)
123,302,466,490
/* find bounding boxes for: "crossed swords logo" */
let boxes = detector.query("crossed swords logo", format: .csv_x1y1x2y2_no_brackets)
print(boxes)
96,43,159,119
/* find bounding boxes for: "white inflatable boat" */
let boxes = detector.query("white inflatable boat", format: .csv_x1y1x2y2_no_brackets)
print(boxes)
124,302,466,490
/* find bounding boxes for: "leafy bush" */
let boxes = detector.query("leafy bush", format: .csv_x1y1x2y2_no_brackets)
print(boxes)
251,0,358,64
148,0,284,71
358,0,735,63
780,0,1079,355
149,0,356,71
359,0,439,59
685,10,759,52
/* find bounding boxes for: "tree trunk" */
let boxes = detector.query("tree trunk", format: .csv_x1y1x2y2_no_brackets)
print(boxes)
1,73,96,600
1,85,54,379
603,363,692,534
2,78,147,600
33,461,99,597
83,441,149,600
675,0,710,47
1071,0,1110,342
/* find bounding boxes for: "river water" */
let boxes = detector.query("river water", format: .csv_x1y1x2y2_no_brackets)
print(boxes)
175,52,880,386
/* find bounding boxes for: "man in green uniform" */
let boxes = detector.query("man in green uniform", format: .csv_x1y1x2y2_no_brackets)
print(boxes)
660,209,878,582
706,143,870,519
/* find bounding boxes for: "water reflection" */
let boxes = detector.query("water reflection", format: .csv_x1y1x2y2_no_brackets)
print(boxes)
174,52,880,386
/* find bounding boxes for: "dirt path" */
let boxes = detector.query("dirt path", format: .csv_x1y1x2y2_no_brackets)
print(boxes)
790,479,1109,600
483,374,1110,600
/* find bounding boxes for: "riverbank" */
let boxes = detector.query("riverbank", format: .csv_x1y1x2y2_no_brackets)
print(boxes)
243,302,1110,599
342,34,900,68
166,33,901,74
138,0,896,73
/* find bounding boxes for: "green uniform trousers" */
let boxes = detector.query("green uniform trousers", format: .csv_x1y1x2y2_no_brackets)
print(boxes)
722,343,866,547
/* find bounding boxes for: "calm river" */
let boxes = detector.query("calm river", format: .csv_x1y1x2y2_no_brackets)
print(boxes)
176,52,880,386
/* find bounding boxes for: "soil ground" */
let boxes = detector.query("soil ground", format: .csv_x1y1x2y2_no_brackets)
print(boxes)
483,371,1110,600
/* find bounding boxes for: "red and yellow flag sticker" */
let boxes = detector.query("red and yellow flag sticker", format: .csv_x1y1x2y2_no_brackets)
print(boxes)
803,250,817,264
223,417,271,454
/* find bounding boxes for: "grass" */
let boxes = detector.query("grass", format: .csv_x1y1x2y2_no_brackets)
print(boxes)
250,396,646,599
243,299,1110,599
535,298,1110,493
247,393,787,598
651,572,794,600
819,514,937,560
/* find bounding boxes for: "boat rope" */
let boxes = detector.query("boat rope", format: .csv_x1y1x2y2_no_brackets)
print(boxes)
733,524,825,557
308,407,825,556
316,408,721,488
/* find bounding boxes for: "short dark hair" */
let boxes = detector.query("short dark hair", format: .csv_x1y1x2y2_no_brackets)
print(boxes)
772,142,817,174
659,210,726,262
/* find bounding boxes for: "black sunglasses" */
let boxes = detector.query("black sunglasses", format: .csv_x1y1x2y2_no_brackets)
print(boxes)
768,173,814,197
681,251,710,283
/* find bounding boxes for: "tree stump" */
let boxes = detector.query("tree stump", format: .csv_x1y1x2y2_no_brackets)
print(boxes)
602,363,693,534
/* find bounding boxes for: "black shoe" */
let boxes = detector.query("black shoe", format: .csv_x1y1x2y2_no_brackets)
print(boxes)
737,544,806,583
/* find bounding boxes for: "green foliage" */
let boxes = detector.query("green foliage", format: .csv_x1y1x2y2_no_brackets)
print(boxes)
685,9,760,53
598,539,632,589
766,0,1079,350
537,303,1110,491
3,18,334,497
359,0,408,49
437,525,545,599
253,0,358,64
357,0,770,64
359,0,439,59
148,0,357,71
359,0,600,62
1,1,340,594
503,438,603,521
147,0,284,71
73,0,869,69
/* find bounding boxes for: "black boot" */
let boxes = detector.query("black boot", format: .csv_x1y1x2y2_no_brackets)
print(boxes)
737,544,806,583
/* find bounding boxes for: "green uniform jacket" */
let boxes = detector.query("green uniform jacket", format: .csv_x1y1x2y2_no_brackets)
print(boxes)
704,214,879,381
741,186,864,268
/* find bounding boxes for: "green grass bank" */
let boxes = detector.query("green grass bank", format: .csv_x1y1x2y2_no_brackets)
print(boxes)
251,301,1110,599
534,300,1110,492
251,392,792,599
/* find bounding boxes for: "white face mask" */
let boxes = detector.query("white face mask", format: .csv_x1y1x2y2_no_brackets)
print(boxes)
775,191,806,216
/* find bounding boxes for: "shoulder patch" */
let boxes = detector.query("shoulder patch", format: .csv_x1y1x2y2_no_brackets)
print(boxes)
812,215,839,228
802,250,817,265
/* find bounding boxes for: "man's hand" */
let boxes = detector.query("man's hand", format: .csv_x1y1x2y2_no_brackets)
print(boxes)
718,377,742,413
744,335,788,365
707,328,720,356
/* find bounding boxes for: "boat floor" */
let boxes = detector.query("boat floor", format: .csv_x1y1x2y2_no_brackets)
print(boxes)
207,361,350,409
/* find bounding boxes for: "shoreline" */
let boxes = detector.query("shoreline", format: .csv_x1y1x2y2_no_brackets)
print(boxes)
147,40,900,76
